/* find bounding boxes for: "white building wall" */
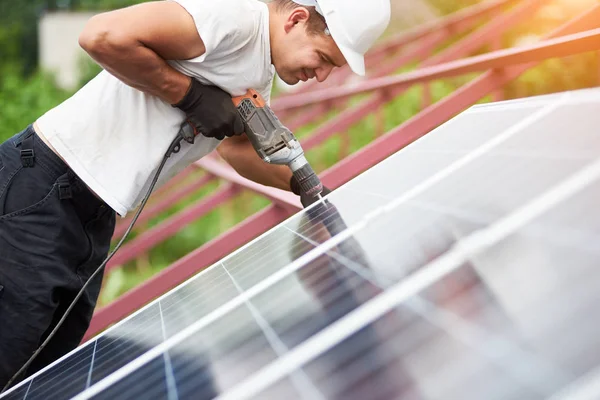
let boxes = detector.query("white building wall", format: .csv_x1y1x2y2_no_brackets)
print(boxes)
39,11,97,90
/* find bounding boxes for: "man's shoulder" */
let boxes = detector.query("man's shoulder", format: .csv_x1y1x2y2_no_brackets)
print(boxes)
219,0,266,35
175,0,265,28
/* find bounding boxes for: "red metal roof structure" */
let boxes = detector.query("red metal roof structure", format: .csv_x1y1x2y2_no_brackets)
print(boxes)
84,0,600,341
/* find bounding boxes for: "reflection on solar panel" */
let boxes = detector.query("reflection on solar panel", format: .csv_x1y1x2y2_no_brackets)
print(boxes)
3,87,600,400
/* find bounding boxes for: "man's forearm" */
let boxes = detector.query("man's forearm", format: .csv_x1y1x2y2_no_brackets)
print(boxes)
218,137,293,191
79,32,190,104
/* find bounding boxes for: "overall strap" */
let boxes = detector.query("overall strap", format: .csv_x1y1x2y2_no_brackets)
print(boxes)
20,132,35,168
57,173,73,200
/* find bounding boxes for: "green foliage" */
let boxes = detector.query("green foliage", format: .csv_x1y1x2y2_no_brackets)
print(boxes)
0,67,72,140
0,1,47,76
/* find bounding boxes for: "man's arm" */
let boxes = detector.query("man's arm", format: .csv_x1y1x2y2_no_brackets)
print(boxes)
217,136,293,192
78,1,203,104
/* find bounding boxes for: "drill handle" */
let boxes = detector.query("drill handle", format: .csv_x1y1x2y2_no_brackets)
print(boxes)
232,89,294,163
232,89,266,109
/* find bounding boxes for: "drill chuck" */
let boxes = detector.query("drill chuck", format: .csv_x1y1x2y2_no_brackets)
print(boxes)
291,161,323,198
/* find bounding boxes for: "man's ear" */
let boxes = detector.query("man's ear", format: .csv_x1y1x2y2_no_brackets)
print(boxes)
283,7,310,34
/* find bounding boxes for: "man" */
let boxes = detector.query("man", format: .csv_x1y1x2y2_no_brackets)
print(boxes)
0,0,390,387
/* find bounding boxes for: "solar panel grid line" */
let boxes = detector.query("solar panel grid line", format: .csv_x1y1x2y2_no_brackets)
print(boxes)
216,206,349,282
221,226,323,280
236,258,361,331
17,332,94,396
173,242,370,358
19,341,95,399
282,225,396,288
220,262,326,400
22,380,32,400
87,305,164,385
29,303,166,399
215,149,600,400
61,92,571,400
158,270,234,314
158,301,179,400
86,341,97,389
267,264,377,331
1,337,95,396
254,261,377,344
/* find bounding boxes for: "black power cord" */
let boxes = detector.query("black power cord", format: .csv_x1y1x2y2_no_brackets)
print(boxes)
1,134,186,394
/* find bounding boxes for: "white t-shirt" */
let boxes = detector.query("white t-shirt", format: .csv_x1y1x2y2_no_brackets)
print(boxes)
36,0,275,217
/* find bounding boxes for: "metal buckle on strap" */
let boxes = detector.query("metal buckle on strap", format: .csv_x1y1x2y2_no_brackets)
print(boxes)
20,149,35,168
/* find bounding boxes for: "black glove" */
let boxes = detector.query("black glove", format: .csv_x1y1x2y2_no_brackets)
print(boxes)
173,78,245,140
290,175,332,208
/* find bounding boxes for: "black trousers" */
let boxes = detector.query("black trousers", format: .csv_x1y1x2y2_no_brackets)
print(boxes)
0,125,116,388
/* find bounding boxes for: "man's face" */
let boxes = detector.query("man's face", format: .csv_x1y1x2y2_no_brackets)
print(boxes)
272,8,346,85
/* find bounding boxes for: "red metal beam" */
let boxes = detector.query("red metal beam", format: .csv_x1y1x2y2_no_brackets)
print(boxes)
86,204,292,340
322,4,600,188
106,184,240,272
195,157,301,213
113,173,215,239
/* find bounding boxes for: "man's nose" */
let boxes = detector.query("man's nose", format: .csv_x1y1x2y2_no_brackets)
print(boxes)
315,65,334,82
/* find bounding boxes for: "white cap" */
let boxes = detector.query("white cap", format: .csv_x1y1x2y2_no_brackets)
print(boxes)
292,0,391,76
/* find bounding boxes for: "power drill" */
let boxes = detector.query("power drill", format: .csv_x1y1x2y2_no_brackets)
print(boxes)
176,89,323,200
233,90,323,199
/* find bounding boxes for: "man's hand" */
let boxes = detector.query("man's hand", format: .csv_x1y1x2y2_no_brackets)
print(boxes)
173,79,244,140
290,175,332,208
